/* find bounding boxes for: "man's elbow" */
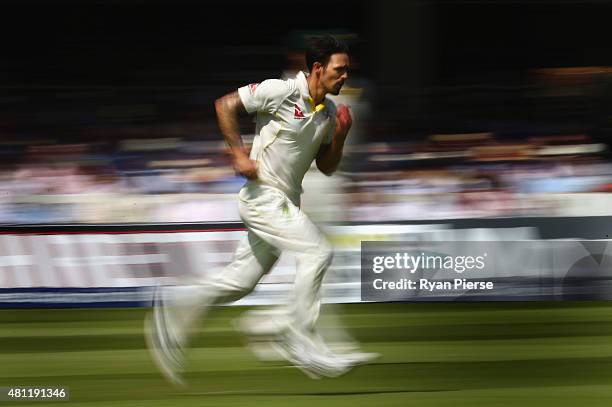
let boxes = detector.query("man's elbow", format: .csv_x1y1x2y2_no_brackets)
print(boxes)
216,92,244,117
316,160,336,177
214,96,225,114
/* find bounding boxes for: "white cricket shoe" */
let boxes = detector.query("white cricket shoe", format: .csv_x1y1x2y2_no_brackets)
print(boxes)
144,286,187,388
309,331,380,367
276,329,354,379
235,311,376,377
336,350,380,365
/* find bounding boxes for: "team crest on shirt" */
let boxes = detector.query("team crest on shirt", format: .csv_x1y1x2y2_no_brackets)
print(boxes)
248,83,259,94
293,104,305,119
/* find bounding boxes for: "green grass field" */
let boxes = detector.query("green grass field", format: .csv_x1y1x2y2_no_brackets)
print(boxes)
3,302,612,406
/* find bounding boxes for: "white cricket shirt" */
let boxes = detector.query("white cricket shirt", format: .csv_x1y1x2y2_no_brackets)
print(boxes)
237,71,336,204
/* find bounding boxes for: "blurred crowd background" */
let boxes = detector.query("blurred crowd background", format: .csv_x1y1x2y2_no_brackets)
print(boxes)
1,0,611,224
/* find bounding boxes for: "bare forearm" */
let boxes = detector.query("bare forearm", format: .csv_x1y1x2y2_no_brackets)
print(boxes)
317,104,352,175
214,91,247,159
316,134,346,175
215,91,258,179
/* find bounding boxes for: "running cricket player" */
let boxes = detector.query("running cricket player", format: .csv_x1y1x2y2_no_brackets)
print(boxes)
146,35,372,385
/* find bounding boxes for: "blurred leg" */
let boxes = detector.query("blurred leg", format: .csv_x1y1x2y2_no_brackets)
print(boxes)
238,185,333,338
166,231,280,347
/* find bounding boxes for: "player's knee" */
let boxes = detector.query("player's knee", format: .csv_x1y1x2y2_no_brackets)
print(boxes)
317,241,334,268
214,280,257,303
205,272,260,303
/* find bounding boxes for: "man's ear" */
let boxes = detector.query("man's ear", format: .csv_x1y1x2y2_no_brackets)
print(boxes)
312,61,323,76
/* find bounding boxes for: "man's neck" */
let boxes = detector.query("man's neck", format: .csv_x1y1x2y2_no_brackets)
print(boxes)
306,74,326,106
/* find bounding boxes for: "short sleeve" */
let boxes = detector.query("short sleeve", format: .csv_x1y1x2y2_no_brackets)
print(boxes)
237,79,289,114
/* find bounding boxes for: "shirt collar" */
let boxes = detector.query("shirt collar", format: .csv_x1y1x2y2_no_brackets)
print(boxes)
296,71,326,112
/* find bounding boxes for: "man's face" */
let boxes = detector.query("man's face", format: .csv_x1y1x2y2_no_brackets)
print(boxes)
318,53,350,95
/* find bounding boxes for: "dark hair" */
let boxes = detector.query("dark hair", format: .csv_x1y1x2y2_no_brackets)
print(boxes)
305,35,349,71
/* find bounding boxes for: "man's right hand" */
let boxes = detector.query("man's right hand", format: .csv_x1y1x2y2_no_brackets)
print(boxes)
233,154,258,180
335,104,352,140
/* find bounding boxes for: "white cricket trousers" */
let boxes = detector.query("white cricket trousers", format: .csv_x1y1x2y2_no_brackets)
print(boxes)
168,182,334,346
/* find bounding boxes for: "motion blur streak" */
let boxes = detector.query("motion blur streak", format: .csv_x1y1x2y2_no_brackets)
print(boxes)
3,303,612,406
2,1,612,405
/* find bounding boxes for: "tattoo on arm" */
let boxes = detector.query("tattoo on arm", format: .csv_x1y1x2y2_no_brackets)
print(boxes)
215,91,248,155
